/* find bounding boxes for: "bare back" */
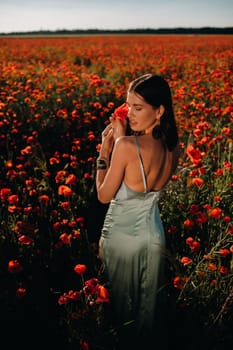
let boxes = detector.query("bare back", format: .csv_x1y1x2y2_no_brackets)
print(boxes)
123,135,179,192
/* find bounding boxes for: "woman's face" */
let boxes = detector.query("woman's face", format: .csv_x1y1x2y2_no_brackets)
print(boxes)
126,91,159,132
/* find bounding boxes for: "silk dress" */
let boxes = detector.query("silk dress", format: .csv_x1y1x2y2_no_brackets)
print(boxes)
99,135,166,344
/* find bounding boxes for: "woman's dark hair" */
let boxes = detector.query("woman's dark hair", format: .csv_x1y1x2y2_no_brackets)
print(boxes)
128,74,179,151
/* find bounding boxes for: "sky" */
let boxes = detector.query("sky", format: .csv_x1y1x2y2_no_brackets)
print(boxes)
0,0,232,33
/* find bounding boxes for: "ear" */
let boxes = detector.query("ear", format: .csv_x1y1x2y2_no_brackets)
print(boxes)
156,105,165,120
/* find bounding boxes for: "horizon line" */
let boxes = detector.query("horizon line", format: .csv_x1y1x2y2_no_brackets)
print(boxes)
1,26,233,35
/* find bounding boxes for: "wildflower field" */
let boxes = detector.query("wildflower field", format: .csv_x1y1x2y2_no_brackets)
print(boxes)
0,35,232,349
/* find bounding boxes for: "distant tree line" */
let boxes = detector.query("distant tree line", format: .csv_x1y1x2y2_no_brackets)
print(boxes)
1,27,233,36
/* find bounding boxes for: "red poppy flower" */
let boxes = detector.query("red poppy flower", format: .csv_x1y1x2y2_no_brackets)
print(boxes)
8,259,23,273
67,290,82,301
189,204,200,214
7,194,19,204
189,240,201,252
210,279,217,286
219,248,230,256
223,216,231,223
192,177,204,188
209,207,222,219
228,225,233,234
180,256,192,266
195,211,208,224
219,266,229,275
20,146,32,155
84,278,99,295
38,194,49,205
58,295,69,305
173,276,189,289
59,233,71,245
16,287,27,299
183,218,195,228
18,235,34,245
80,340,90,350
74,264,86,275
96,285,110,303
65,174,77,185
58,185,73,197
113,103,128,120
186,144,202,165
208,263,217,271
0,188,11,201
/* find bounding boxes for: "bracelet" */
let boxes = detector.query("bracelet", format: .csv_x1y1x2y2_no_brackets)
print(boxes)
96,158,108,170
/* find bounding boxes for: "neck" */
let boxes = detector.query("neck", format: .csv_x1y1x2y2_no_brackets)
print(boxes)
131,130,146,136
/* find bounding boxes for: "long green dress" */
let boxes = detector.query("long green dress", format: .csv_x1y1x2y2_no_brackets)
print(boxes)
99,135,166,346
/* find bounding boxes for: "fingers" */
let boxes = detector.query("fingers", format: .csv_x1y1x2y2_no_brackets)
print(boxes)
110,114,127,128
103,123,112,132
109,115,127,138
101,113,126,142
102,123,113,137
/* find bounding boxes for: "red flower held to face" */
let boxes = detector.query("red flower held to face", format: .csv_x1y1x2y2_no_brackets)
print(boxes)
113,103,128,120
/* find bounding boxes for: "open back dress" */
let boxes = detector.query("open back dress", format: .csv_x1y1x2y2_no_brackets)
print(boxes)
99,135,167,344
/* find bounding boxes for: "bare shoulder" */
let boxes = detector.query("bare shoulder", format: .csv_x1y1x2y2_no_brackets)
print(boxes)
114,135,135,150
111,136,135,164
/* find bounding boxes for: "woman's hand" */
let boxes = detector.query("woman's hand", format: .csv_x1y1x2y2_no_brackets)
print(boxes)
99,113,127,159
99,123,114,158
110,114,127,141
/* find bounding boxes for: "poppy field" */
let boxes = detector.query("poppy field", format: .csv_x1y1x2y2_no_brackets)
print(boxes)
0,34,232,349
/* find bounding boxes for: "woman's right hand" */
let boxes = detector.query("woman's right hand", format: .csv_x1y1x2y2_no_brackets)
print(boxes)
109,114,127,141
99,114,127,158
99,123,114,158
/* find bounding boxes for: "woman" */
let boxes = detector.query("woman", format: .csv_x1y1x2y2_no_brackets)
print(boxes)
96,74,179,348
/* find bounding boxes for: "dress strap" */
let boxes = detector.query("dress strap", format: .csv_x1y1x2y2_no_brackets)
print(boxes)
134,135,147,192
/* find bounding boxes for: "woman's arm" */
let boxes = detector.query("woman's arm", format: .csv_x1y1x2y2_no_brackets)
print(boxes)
96,116,128,204
96,137,128,203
